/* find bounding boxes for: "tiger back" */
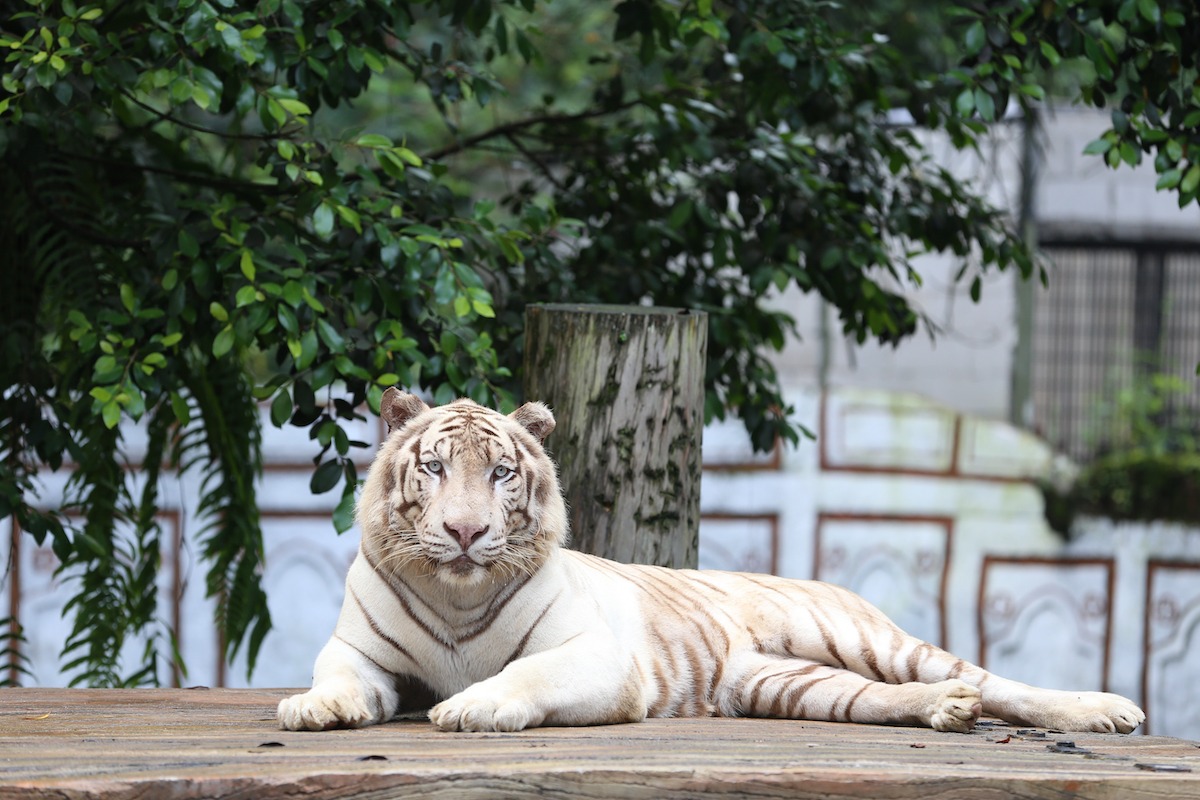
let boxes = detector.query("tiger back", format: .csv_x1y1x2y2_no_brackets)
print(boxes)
278,389,1144,735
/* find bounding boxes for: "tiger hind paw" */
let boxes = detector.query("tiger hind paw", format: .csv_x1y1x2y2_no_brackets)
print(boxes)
925,679,983,733
1043,691,1145,734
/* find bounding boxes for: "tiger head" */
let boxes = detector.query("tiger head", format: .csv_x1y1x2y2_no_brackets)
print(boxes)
356,388,568,587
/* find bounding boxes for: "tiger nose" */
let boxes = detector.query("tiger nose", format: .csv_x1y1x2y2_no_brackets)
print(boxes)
444,521,489,552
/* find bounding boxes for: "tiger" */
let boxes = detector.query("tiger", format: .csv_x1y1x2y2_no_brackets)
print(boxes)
277,388,1146,735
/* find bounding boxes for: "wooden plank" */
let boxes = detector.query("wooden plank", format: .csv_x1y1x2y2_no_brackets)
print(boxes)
1,689,1198,799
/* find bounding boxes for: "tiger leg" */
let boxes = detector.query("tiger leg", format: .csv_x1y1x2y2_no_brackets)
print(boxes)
820,612,1144,733
722,653,981,731
774,582,1144,733
429,632,647,732
277,636,401,731
909,654,1145,734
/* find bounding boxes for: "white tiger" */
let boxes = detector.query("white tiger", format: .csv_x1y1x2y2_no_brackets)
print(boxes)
277,389,1145,734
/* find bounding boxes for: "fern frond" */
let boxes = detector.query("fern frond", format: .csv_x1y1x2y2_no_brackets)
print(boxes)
178,350,271,678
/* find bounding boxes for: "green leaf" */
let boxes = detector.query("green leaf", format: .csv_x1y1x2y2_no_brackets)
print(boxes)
356,133,393,148
336,204,362,234
378,150,407,179
276,98,311,117
1118,140,1138,167
316,318,345,352
964,21,985,54
212,325,235,357
362,48,385,72
332,490,356,533
1156,169,1182,190
393,147,422,166
101,400,120,429
313,203,334,237
179,230,199,258
270,388,292,427
310,459,342,494
1181,165,1200,195
170,392,191,426
974,89,995,122
297,327,318,369
453,295,471,317
302,286,325,313
1082,137,1112,156
954,89,974,117
210,301,228,322
235,285,258,307
119,283,136,313
240,250,256,282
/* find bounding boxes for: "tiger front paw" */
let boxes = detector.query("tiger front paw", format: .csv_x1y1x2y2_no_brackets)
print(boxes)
277,683,389,731
430,686,541,732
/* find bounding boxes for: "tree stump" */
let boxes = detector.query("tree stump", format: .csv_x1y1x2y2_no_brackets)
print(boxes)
523,304,707,569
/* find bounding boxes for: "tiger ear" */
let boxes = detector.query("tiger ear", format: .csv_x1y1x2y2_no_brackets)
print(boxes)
510,401,556,443
380,387,429,434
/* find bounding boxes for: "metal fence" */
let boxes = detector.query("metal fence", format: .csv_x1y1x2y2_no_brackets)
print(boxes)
1030,242,1200,462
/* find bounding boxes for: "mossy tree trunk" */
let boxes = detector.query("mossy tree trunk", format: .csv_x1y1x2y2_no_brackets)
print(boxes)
523,304,707,569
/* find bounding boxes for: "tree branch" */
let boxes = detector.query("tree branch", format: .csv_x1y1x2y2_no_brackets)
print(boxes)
120,91,303,142
420,98,649,162
503,131,567,191
56,149,294,198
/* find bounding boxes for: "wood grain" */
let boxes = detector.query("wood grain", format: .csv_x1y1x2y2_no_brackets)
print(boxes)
2,689,1198,799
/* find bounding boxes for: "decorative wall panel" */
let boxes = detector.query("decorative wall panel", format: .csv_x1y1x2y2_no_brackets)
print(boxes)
1144,561,1200,736
979,557,1113,692
814,514,951,648
698,515,778,574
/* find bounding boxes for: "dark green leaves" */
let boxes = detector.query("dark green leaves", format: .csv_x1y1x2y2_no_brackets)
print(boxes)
310,459,343,494
958,0,1200,207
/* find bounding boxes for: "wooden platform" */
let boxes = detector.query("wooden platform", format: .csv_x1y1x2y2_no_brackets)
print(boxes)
1,688,1197,799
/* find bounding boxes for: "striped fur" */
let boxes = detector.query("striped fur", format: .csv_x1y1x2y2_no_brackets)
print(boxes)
278,390,1145,734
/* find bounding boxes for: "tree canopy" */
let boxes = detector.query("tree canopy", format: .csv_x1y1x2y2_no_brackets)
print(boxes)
1,0,1197,685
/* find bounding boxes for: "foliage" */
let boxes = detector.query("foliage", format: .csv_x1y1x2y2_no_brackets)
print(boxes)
1,0,1195,684
1089,370,1198,457
960,0,1200,203
1043,371,1200,533
1071,450,1200,525
0,617,31,687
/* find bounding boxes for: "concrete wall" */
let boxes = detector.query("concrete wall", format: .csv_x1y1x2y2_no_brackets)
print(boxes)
1038,106,1200,240
776,105,1200,429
